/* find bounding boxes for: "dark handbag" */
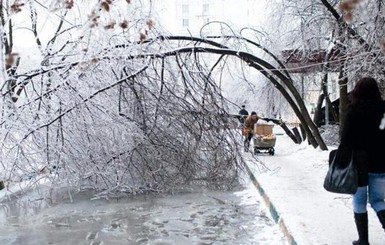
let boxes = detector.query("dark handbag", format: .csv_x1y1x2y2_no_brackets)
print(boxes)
323,147,358,194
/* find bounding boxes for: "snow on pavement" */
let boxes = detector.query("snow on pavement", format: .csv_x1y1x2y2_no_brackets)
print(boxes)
248,131,384,245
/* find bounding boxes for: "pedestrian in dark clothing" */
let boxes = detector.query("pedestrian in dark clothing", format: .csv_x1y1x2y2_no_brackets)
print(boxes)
339,77,385,245
238,105,249,124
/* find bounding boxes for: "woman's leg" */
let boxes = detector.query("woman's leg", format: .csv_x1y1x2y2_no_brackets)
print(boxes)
368,173,385,232
353,186,368,213
368,173,385,212
352,187,369,244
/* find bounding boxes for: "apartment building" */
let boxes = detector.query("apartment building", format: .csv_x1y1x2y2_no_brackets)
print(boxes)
154,0,266,35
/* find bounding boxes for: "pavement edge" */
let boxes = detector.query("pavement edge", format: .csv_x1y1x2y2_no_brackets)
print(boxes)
244,163,298,245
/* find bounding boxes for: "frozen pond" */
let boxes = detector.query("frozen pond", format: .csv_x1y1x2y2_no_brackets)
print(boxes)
0,186,285,244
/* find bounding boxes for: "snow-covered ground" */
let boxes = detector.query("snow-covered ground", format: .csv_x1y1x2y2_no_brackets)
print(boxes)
248,126,384,245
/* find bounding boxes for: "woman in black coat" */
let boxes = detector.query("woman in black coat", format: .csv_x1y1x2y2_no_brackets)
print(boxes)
339,77,385,245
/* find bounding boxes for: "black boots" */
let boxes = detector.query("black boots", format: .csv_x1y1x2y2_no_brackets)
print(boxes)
353,212,370,245
377,209,385,230
352,209,385,245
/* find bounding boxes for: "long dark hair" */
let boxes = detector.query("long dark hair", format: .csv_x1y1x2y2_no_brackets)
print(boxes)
351,77,382,106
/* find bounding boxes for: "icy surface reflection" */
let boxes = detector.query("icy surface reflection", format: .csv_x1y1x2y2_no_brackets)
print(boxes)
0,187,285,244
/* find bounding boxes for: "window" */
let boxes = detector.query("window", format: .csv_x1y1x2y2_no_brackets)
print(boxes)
202,4,209,15
182,4,189,15
182,18,189,27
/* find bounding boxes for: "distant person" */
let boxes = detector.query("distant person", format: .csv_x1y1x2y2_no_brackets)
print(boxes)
338,77,385,245
243,111,260,151
238,105,249,124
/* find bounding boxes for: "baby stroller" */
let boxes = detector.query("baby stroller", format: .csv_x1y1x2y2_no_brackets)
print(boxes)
253,123,276,155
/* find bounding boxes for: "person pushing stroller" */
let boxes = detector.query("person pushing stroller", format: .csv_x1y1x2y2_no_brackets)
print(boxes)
243,111,260,151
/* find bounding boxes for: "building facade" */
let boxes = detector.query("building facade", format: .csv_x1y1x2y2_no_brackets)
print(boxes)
154,0,266,35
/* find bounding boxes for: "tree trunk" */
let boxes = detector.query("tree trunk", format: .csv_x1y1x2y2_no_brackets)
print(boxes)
313,93,325,127
338,70,349,138
321,51,338,124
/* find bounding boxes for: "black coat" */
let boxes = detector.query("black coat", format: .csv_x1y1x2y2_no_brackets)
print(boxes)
238,109,249,124
340,100,385,186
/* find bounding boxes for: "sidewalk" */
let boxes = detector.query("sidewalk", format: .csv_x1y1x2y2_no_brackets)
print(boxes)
245,133,384,245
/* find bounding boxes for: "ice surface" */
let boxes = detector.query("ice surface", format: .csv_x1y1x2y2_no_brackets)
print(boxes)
0,186,285,244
